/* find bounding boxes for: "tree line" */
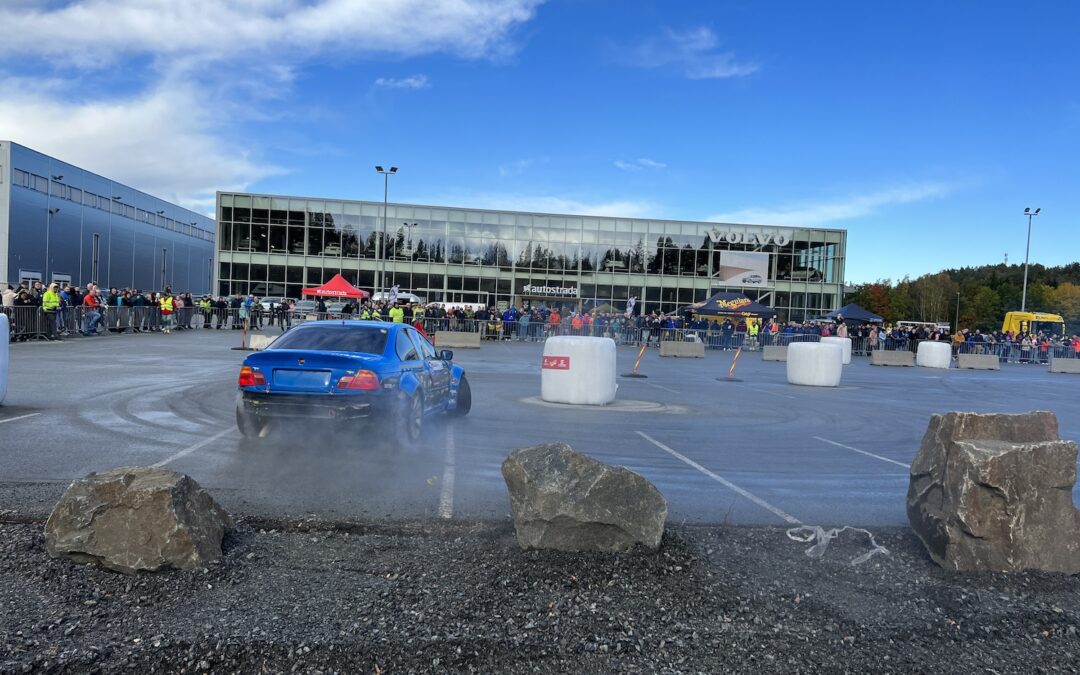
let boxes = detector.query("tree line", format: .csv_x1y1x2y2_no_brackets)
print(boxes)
844,262,1080,332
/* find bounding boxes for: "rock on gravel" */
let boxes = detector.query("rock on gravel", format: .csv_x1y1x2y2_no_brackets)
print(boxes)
3,517,1080,674
907,411,1080,573
45,466,233,574
502,442,667,552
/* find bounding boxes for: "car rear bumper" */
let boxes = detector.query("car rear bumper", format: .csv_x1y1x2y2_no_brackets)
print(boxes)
239,391,387,421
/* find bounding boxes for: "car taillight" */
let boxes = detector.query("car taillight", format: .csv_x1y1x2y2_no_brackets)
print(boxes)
238,366,266,387
337,370,380,390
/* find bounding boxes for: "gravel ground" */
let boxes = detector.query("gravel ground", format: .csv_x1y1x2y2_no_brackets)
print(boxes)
2,516,1079,674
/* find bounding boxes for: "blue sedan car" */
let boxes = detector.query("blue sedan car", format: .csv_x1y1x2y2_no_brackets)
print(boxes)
236,321,471,442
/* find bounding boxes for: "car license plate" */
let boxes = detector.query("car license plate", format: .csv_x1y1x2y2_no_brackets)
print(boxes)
272,369,331,388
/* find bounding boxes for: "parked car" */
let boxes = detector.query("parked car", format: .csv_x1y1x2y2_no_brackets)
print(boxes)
741,274,764,284
323,243,342,256
236,321,471,443
787,268,821,281
294,300,319,314
291,242,306,254
260,297,296,311
370,291,425,304
324,301,349,317
236,238,257,252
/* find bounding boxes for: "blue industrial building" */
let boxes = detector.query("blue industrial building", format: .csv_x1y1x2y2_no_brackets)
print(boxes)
0,141,215,293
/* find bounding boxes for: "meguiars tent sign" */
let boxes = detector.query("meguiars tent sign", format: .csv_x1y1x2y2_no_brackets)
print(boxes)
708,229,791,247
521,284,578,297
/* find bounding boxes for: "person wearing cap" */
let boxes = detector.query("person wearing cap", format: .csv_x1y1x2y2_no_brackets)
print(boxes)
42,282,61,340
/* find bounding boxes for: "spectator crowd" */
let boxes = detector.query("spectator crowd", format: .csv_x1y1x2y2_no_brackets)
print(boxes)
4,281,1079,362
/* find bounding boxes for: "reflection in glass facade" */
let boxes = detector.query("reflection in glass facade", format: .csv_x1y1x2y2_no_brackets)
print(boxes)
1,141,216,292
216,192,847,322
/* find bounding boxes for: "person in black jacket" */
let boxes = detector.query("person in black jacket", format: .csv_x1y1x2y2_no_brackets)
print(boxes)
229,295,242,329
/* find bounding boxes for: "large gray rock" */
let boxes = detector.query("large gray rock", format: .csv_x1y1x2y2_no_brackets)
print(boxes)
907,411,1080,572
45,467,233,574
502,443,667,552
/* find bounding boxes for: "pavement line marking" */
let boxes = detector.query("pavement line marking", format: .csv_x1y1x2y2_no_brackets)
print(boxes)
438,428,456,519
743,385,797,400
649,383,681,394
151,427,235,468
813,436,909,469
0,413,41,425
636,431,802,525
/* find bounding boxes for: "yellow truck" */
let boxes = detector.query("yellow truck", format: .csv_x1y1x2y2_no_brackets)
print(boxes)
1001,311,1066,337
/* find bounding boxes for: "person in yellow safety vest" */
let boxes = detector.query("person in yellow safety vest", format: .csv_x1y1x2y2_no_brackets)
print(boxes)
359,304,372,320
159,294,175,334
42,282,61,340
199,296,212,327
746,318,759,349
389,304,405,323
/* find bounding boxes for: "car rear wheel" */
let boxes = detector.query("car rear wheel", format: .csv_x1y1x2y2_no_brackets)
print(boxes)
398,391,424,445
448,375,471,417
236,408,264,439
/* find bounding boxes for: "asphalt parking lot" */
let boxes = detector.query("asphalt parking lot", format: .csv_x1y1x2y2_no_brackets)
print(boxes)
2,328,1079,528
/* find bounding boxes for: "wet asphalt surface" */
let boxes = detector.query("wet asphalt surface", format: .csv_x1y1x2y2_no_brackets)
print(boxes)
4,329,1080,673
2,327,1079,528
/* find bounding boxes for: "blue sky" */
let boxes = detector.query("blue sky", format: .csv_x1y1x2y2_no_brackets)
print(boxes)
1,0,1077,283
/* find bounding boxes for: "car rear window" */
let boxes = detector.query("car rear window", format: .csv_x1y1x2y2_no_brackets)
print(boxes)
271,326,388,354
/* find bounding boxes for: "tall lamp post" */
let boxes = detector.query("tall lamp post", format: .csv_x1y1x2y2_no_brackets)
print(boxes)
375,166,398,299
1021,207,1040,312
955,291,960,333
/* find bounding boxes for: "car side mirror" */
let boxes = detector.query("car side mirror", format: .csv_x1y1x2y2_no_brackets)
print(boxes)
440,349,454,361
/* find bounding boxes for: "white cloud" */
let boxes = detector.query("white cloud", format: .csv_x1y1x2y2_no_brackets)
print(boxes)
614,158,666,171
374,75,430,90
707,182,952,227
498,158,546,177
0,0,543,212
0,0,544,65
618,27,757,80
0,78,282,215
441,194,660,219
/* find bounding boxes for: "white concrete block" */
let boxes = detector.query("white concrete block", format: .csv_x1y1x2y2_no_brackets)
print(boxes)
0,314,8,405
786,342,843,387
659,341,705,357
957,353,1000,371
820,336,852,364
541,336,618,405
870,350,915,367
434,331,482,349
762,345,787,362
916,341,952,369
1049,357,1080,374
248,334,276,351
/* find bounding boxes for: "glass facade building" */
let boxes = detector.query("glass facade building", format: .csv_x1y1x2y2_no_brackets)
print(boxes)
0,141,216,293
216,192,847,321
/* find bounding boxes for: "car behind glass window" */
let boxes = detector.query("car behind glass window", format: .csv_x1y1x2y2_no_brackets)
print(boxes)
395,330,420,361
411,330,437,359
271,326,388,354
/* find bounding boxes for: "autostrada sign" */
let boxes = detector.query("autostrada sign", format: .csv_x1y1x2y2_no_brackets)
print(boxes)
707,229,791,247
521,284,578,297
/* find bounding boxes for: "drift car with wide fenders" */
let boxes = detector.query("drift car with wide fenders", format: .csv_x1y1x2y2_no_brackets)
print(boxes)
235,321,471,442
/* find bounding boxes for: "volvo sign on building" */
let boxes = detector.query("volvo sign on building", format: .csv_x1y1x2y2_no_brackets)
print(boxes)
215,192,846,322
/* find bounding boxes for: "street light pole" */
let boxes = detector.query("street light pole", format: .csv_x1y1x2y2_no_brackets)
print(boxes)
374,166,398,299
955,291,960,332
1021,207,1040,312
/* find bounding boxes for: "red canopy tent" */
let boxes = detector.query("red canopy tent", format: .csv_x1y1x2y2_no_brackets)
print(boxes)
301,274,370,299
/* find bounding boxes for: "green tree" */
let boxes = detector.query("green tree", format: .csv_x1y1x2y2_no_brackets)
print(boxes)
1051,282,1080,322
